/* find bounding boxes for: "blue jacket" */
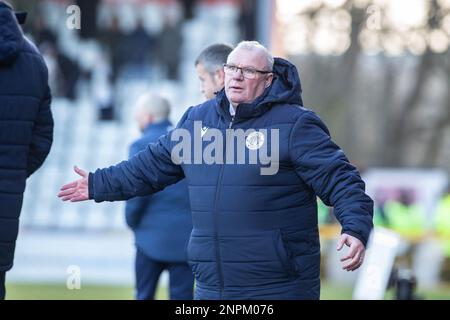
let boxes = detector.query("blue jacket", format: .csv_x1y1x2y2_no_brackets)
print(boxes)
125,120,192,262
0,3,53,271
89,58,373,299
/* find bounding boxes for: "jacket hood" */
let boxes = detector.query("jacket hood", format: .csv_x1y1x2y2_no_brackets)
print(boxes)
216,57,303,120
267,57,303,106
0,2,23,65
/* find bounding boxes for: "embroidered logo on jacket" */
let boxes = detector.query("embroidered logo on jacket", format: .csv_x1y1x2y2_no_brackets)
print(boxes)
201,126,209,138
246,131,265,150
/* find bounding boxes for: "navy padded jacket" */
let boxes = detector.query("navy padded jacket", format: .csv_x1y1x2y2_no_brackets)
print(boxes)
89,57,373,299
0,3,53,271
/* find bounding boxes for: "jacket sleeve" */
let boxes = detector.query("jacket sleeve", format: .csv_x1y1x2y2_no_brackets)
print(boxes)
89,107,192,203
124,142,153,228
27,83,54,177
289,110,374,246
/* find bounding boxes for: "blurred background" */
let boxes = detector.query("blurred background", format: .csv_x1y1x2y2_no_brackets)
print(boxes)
5,0,450,299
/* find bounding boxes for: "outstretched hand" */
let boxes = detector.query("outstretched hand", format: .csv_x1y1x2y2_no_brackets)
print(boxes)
337,233,366,271
57,166,89,202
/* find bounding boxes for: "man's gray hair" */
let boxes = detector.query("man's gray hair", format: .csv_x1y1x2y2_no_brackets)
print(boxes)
233,41,274,72
136,93,171,123
195,43,233,75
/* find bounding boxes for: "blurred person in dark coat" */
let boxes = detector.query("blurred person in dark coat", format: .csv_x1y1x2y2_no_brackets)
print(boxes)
121,19,155,71
156,14,182,81
28,14,57,48
0,1,53,300
99,16,126,82
125,93,193,300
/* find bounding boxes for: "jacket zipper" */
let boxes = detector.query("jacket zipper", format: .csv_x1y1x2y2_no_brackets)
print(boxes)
228,116,235,129
212,116,234,298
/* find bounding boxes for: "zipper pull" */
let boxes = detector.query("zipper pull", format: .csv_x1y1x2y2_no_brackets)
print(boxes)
229,116,235,129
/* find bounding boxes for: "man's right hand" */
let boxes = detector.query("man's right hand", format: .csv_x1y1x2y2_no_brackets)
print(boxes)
58,166,89,202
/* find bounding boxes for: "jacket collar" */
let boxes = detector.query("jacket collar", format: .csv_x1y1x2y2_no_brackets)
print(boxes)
215,86,273,121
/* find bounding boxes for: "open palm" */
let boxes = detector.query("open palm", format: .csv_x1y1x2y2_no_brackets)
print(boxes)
57,166,89,202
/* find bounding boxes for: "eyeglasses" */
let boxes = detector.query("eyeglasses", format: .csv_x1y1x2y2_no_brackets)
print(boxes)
223,64,272,79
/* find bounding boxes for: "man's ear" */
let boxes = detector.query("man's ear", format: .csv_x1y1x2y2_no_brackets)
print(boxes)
214,69,225,86
265,73,273,88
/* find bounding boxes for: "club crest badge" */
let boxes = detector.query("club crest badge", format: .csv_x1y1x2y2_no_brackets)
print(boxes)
246,131,265,150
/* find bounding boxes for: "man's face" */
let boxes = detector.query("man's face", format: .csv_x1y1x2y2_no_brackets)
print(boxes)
196,63,224,100
225,48,273,107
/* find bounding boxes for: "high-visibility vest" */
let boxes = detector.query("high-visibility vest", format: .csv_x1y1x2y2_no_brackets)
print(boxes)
384,200,426,238
435,195,450,256
374,205,388,227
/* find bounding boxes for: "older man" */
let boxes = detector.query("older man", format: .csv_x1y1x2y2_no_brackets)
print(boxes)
125,93,193,300
58,41,373,300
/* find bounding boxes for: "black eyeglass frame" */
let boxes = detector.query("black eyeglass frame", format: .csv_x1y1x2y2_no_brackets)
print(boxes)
223,63,273,78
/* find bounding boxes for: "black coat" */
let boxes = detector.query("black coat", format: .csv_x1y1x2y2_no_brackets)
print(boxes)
0,3,54,271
